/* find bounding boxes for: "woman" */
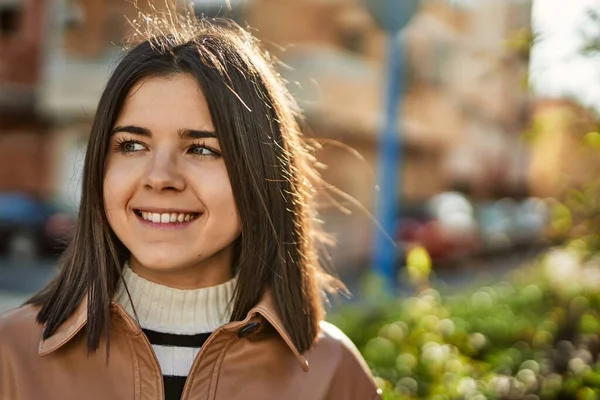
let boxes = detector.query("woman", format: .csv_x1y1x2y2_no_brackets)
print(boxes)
0,11,381,400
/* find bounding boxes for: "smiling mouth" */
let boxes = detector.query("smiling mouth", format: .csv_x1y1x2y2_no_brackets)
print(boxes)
133,209,201,224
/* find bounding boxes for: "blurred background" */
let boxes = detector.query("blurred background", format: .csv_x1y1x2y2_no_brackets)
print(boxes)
3,0,600,398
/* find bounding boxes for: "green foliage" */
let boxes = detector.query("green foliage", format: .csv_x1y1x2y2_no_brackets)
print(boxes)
581,8,600,57
330,83,600,398
330,244,600,399
505,27,535,61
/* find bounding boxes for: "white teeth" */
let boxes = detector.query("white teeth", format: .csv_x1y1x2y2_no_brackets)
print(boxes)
139,211,197,224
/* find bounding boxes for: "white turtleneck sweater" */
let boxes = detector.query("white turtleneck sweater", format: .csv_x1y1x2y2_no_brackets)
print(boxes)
115,265,237,399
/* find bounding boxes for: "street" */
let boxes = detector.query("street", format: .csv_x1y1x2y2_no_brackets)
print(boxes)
0,258,56,313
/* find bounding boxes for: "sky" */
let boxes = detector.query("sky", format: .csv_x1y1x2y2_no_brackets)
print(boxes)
530,0,600,108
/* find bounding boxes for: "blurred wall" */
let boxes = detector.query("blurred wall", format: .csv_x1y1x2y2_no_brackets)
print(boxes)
0,0,51,198
0,0,44,87
529,99,600,198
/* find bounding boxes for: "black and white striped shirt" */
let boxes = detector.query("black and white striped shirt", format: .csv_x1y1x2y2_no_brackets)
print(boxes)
143,328,212,399
116,264,237,400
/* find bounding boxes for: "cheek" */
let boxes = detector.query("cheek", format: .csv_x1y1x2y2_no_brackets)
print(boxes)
195,167,240,223
103,172,120,225
103,160,134,215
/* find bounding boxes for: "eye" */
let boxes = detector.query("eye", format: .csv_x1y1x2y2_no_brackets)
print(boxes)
188,144,220,157
116,140,147,153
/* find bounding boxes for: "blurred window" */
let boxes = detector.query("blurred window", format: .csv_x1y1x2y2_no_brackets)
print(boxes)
0,2,21,37
62,3,84,31
340,29,365,54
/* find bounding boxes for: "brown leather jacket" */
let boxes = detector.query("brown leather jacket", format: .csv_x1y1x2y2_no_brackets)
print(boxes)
0,290,381,400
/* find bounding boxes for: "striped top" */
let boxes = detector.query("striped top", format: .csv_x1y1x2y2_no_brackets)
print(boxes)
116,265,237,400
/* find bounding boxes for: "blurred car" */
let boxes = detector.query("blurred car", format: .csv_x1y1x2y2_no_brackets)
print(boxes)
475,197,550,255
0,192,76,260
396,192,479,267
475,199,515,255
512,197,550,247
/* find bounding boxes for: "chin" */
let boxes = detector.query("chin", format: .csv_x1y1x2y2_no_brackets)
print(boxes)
132,250,193,272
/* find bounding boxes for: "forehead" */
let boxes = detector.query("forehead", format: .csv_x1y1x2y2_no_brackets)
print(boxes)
116,74,215,132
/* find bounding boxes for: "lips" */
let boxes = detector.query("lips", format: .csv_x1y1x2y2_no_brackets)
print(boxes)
133,209,200,224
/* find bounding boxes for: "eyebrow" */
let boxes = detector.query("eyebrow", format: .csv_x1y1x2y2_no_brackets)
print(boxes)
111,125,217,140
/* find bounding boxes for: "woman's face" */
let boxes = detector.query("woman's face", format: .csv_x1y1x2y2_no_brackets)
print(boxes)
104,73,241,288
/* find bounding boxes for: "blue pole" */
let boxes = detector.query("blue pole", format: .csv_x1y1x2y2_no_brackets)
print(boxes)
371,30,403,288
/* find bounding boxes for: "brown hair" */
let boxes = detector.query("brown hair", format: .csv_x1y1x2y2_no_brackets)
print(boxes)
28,11,339,354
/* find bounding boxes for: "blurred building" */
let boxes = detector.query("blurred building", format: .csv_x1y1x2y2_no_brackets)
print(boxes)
0,0,534,265
0,0,51,197
528,98,600,198
404,0,532,200
249,0,532,203
249,0,533,263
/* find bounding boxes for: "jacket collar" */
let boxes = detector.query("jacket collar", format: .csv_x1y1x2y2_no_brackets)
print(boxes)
38,288,309,371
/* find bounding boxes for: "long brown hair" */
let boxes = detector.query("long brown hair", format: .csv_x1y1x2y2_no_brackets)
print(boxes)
28,12,338,354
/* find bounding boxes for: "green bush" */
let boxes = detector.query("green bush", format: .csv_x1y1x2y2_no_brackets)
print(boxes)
330,243,600,399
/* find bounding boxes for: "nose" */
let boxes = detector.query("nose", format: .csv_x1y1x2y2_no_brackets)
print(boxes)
142,151,186,192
